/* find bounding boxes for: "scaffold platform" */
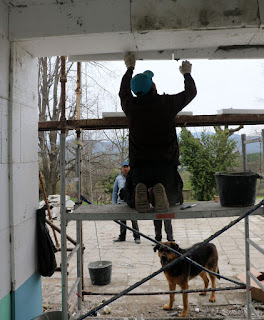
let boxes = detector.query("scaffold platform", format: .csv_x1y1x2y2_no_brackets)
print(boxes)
68,202,264,222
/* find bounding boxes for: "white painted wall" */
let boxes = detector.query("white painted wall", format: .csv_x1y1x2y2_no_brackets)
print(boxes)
0,0,11,302
9,42,39,291
1,0,39,306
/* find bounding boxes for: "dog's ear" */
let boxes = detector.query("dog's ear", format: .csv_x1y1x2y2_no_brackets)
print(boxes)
153,244,160,252
170,242,180,252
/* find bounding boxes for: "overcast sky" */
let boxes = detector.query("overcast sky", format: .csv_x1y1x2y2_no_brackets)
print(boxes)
104,59,264,136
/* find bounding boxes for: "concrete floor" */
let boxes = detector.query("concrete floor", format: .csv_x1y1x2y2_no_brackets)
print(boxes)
42,213,264,318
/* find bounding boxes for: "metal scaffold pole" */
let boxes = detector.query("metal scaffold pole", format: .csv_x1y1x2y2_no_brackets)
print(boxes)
241,130,264,319
60,56,68,320
75,61,83,314
75,142,82,314
245,215,252,319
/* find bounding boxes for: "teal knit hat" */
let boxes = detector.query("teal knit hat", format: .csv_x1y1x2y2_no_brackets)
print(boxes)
130,70,154,96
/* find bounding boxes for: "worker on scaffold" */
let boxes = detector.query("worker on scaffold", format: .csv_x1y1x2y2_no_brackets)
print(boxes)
119,53,197,215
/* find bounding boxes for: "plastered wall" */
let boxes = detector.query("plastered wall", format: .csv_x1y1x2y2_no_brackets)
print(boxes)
0,0,11,311
0,0,42,318
9,41,39,288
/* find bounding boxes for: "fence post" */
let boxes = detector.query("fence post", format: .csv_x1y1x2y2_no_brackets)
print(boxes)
241,134,247,172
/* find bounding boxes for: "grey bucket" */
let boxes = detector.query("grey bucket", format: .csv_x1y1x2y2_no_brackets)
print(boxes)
215,171,258,207
88,260,112,285
32,311,70,320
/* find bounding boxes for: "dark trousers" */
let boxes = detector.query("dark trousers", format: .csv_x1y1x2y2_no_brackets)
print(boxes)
119,220,140,240
153,219,174,241
124,164,183,208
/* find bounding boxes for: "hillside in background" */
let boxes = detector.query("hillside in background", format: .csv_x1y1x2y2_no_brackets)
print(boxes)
185,133,262,154
232,134,262,154
62,133,263,158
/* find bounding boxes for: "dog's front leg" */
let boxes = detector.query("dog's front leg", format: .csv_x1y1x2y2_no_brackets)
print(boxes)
163,281,176,310
180,283,188,318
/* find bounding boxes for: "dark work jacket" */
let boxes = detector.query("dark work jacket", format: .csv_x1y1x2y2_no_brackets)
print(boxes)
119,69,197,167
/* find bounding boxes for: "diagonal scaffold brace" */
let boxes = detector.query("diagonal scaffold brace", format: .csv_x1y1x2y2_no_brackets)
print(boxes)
77,199,264,320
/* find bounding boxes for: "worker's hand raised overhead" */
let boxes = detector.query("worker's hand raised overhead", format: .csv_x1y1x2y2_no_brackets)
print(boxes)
179,60,192,75
124,52,136,70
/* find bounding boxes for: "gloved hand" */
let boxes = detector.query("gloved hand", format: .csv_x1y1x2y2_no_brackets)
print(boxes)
124,52,136,70
179,60,192,75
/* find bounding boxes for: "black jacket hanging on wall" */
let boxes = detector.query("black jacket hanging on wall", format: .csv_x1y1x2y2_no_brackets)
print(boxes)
37,206,57,277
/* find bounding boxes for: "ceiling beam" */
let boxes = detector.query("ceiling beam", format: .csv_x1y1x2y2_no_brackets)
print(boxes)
8,0,264,58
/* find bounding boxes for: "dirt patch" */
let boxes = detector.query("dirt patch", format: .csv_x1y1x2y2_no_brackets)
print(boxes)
43,293,264,319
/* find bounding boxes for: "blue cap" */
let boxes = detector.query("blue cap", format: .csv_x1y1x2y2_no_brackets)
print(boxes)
122,160,129,166
130,70,154,96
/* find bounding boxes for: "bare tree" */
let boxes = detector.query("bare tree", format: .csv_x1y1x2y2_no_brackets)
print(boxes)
103,129,129,165
38,57,62,194
38,58,123,202
38,57,80,194
214,125,244,138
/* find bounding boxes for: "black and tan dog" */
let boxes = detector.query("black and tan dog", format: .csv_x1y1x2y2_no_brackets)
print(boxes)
153,241,219,318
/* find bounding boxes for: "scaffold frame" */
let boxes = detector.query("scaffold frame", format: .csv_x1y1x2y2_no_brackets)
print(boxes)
40,57,264,320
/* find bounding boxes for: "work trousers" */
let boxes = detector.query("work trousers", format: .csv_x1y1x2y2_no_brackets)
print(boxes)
153,219,174,241
119,220,140,240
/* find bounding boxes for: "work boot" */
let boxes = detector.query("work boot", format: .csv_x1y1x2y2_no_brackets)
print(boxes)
153,183,169,213
135,183,150,213
113,237,125,242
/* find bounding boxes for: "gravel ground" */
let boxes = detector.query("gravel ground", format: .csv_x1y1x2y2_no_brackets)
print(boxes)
42,290,264,319
41,217,264,319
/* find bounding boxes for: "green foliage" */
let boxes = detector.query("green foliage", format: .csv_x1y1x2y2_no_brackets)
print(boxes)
179,169,193,190
179,128,239,201
99,168,120,196
237,152,264,176
246,153,263,173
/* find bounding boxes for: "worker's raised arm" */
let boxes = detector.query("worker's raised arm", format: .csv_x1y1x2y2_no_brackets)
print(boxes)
119,53,136,113
169,60,197,115
179,60,197,104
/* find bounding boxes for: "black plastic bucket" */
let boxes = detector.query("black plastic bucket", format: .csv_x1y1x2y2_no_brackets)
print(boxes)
215,171,258,207
88,261,112,285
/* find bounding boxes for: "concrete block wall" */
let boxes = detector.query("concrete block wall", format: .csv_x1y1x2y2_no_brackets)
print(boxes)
9,42,42,320
0,0,42,319
0,2,11,319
